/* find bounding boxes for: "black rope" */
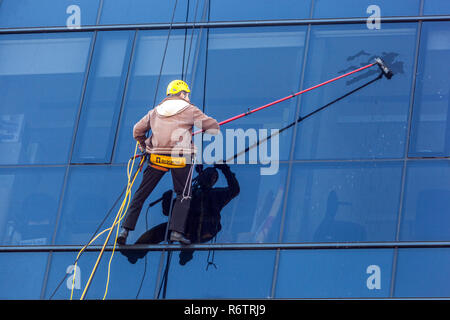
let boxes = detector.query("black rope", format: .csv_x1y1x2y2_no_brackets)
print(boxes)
157,191,176,299
151,0,178,110
206,236,218,271
153,0,208,300
183,0,201,81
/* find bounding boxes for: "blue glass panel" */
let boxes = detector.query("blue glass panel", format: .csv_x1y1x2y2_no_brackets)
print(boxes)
394,248,450,297
210,0,311,21
99,0,187,25
211,164,287,243
183,28,208,109
0,253,48,299
44,251,161,299
54,164,175,245
409,22,450,157
204,27,307,162
0,0,100,28
399,161,450,241
72,31,135,163
313,0,420,18
0,33,93,165
283,161,403,243
0,167,65,246
423,0,450,15
295,23,417,160
163,250,275,298
113,29,190,163
275,249,394,298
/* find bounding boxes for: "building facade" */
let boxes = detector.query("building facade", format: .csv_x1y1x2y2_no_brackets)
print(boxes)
0,0,449,299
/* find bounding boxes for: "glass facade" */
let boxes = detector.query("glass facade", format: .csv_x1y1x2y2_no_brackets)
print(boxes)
0,0,449,300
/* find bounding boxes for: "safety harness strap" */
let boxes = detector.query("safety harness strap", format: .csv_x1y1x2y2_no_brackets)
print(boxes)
149,153,187,169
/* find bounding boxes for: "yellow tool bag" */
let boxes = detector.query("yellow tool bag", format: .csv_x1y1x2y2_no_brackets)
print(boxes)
149,153,186,171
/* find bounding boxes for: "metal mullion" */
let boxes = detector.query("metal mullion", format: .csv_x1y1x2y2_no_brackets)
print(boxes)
3,241,450,253
95,0,105,26
1,15,450,35
390,0,425,298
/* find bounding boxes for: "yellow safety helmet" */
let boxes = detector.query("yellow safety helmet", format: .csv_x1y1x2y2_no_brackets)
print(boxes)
166,80,191,96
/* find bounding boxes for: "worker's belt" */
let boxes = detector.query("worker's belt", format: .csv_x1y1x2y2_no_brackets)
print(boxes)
149,153,186,171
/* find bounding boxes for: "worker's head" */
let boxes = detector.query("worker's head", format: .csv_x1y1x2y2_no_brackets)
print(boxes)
197,167,218,189
166,80,191,101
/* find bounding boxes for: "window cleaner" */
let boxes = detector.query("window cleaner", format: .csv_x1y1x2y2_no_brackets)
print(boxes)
121,58,392,244
117,80,220,246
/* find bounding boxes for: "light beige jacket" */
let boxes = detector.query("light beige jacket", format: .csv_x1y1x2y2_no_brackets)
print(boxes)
133,96,220,155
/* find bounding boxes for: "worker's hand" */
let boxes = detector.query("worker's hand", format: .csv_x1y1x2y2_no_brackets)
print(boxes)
138,143,146,153
162,190,173,202
195,164,204,173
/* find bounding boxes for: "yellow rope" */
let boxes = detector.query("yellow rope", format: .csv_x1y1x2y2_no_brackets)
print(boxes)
70,142,143,300
79,143,142,300
102,154,144,300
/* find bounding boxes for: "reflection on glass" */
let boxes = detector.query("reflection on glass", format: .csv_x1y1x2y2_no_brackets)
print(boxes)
313,0,420,18
409,22,450,157
295,23,417,160
216,164,287,243
54,165,177,245
400,161,450,241
0,168,65,246
205,27,307,160
113,29,189,163
209,0,311,21
44,251,161,300
121,164,240,265
394,248,450,298
122,162,286,251
161,250,275,298
275,249,393,298
283,162,403,243
100,0,187,25
423,0,450,15
0,253,48,299
72,31,135,163
312,190,366,241
0,33,92,165
55,166,127,245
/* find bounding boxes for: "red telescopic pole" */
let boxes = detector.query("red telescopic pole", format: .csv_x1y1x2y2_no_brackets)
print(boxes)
193,62,377,135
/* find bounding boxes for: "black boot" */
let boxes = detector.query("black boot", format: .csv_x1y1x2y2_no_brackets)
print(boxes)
117,227,129,245
170,231,191,245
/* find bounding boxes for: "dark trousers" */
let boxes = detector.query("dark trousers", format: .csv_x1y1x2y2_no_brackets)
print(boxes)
122,163,192,234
